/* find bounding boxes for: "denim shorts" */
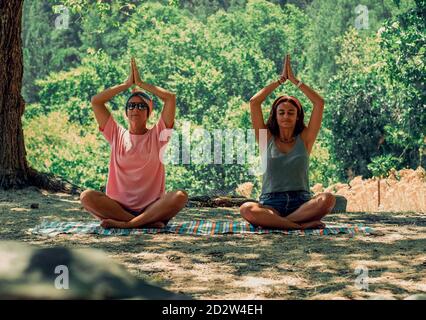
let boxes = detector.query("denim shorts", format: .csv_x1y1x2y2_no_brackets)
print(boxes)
259,190,312,217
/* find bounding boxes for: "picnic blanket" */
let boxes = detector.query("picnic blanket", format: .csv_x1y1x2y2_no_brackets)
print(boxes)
30,219,375,237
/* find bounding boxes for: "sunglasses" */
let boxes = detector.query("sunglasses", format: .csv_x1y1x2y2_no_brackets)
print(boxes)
126,102,149,111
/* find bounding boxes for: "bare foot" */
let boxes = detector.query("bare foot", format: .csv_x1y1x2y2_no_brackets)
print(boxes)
100,219,117,229
143,221,166,229
101,219,166,229
301,220,326,230
90,213,102,221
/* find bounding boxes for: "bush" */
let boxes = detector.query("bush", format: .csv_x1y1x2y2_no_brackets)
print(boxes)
24,111,109,190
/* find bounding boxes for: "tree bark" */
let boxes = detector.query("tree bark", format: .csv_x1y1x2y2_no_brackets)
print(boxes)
0,0,28,188
377,177,381,208
0,0,81,194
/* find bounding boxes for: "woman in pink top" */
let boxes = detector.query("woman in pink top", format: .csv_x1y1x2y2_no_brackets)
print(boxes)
80,58,188,229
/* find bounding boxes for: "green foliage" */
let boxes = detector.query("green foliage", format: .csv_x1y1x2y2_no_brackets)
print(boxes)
22,0,424,194
22,0,82,102
23,111,109,190
378,0,426,169
303,0,417,88
326,29,390,180
367,154,402,178
36,51,129,120
326,11,425,182
308,128,340,187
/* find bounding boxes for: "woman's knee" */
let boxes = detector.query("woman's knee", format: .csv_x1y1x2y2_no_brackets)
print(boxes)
80,189,102,207
171,189,189,208
317,193,336,212
239,202,257,221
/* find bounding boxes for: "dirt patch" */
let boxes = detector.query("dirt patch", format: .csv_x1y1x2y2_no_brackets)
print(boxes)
0,188,425,299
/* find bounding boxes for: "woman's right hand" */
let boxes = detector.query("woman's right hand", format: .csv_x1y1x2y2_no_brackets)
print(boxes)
132,57,143,86
124,59,135,88
278,55,288,84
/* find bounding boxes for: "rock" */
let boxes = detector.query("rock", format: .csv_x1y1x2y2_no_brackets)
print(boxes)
0,241,189,300
330,195,347,213
311,183,324,194
369,295,396,300
235,182,254,199
404,294,426,300
30,203,39,209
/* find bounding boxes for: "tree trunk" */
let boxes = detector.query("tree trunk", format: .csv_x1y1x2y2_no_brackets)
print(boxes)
0,0,81,194
377,177,381,208
0,0,28,188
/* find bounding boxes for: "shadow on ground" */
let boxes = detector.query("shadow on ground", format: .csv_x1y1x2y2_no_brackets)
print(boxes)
0,188,425,299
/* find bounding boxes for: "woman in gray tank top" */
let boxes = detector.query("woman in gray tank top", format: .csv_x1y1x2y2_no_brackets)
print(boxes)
239,54,336,230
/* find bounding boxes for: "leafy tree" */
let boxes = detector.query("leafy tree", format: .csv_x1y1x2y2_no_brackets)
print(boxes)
325,28,392,181
378,0,426,169
367,154,402,207
22,0,82,103
303,0,416,88
16,0,422,194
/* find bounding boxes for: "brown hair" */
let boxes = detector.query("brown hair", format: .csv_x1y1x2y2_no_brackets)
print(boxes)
266,95,307,137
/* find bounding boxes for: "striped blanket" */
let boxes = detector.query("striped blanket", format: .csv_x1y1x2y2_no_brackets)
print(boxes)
30,220,374,237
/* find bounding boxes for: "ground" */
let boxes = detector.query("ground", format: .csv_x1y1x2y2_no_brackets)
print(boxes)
0,187,425,300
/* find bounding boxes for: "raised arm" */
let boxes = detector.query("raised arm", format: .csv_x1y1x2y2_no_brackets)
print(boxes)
285,54,324,153
132,58,176,129
91,61,134,130
250,56,287,143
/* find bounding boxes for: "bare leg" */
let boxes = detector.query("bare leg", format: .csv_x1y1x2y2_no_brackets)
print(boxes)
239,202,302,230
286,193,336,224
80,190,135,221
101,190,188,229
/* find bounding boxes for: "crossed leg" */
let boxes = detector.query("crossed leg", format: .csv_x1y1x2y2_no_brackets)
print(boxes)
80,189,188,229
80,190,135,221
285,192,336,223
239,192,336,230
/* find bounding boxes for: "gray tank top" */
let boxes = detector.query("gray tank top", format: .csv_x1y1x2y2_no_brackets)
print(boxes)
261,133,310,195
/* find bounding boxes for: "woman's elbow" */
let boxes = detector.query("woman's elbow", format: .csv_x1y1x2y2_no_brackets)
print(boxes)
249,96,259,104
90,96,99,106
249,98,262,110
314,99,325,109
162,92,176,104
169,93,176,102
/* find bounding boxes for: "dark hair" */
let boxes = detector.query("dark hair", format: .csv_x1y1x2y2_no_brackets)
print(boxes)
125,91,154,117
266,95,307,137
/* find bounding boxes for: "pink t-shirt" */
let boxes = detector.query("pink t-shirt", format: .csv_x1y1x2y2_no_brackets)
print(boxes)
99,115,172,211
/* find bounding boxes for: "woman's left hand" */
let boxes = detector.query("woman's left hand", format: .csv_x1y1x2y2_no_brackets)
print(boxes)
279,55,288,84
124,59,135,88
285,54,299,84
132,57,143,86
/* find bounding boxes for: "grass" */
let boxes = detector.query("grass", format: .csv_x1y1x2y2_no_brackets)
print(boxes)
0,187,425,299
